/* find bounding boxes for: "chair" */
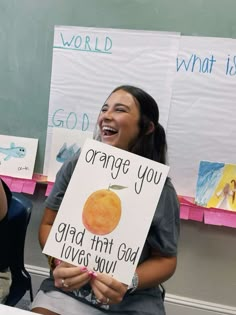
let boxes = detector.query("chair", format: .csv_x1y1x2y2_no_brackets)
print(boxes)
4,192,34,306
159,283,165,301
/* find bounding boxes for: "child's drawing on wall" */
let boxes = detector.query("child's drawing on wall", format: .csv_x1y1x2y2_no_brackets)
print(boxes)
47,128,93,182
195,161,236,211
0,143,26,161
215,183,234,210
56,143,80,163
0,135,38,179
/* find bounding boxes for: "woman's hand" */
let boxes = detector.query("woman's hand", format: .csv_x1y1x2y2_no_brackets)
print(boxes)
53,262,91,292
90,272,128,305
53,262,128,305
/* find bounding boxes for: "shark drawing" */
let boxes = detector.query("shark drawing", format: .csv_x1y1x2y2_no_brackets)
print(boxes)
56,143,80,163
0,143,26,161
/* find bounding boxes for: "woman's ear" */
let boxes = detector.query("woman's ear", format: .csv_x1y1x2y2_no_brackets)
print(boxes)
145,121,155,135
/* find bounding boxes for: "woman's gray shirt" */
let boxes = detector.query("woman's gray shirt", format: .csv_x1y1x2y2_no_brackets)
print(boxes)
40,153,180,314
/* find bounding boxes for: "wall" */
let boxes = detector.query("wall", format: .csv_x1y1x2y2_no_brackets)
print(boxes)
1,0,236,173
1,0,236,313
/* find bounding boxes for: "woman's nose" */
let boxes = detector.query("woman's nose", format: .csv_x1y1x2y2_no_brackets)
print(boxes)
103,110,113,120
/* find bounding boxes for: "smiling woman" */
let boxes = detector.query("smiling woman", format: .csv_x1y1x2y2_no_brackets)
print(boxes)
97,90,140,151
31,85,180,315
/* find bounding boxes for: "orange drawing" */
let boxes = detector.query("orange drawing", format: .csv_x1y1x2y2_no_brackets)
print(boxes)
82,185,126,235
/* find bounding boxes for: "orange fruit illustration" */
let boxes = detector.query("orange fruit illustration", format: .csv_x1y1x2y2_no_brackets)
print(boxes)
82,189,121,235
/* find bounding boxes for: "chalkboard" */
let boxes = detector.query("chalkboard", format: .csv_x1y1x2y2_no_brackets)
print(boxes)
1,0,236,173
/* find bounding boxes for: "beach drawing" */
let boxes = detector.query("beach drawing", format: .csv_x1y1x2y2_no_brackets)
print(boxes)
195,161,236,211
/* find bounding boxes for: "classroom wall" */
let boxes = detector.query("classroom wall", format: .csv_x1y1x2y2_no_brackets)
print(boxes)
1,1,236,313
1,0,236,173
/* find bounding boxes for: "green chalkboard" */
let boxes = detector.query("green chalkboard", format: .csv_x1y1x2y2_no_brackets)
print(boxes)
1,0,236,173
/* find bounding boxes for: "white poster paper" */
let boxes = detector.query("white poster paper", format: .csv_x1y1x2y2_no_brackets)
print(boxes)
167,36,236,197
43,25,180,174
43,139,169,285
0,304,41,314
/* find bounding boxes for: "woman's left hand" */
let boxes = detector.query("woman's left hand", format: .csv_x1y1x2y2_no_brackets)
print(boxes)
53,261,92,291
90,272,128,305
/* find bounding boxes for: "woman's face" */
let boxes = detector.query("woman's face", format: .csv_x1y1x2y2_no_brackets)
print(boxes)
98,89,140,150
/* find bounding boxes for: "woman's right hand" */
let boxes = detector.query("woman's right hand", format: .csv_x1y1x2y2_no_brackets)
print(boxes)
53,261,91,292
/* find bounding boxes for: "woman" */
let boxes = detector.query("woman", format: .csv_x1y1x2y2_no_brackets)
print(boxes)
32,85,180,314
0,179,12,303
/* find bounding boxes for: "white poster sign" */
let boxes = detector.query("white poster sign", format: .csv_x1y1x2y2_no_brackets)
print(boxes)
167,36,236,197
43,25,180,174
43,139,169,285
0,304,41,314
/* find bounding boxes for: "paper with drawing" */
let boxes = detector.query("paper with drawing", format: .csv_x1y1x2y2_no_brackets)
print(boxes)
43,139,169,284
47,128,93,182
195,160,236,211
0,135,38,179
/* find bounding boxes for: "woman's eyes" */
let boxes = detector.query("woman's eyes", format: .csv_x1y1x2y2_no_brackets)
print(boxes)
100,107,126,113
116,107,126,112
